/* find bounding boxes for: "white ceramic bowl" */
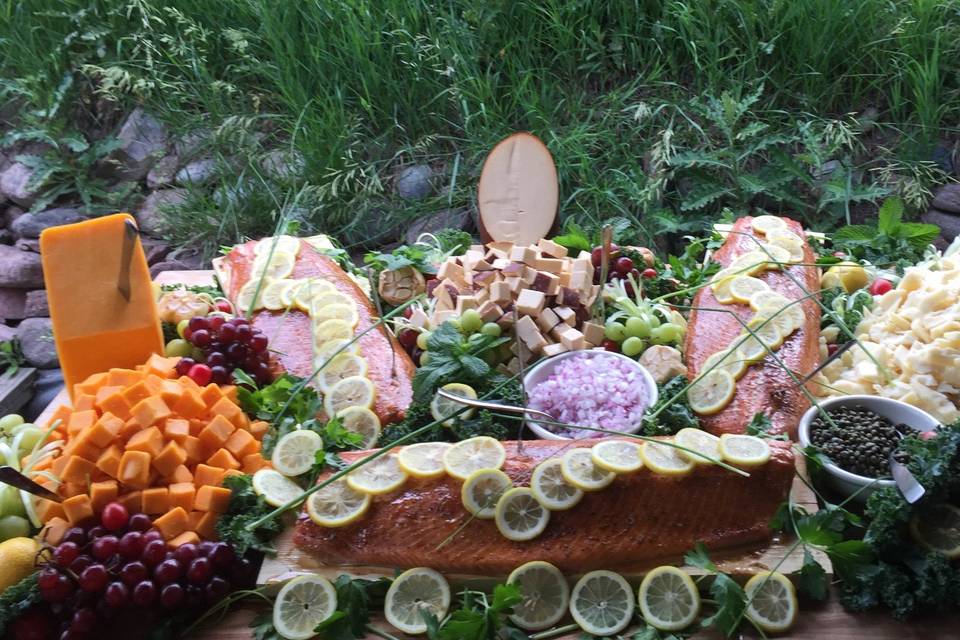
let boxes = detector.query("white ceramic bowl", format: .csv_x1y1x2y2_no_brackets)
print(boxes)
797,395,940,502
521,350,658,440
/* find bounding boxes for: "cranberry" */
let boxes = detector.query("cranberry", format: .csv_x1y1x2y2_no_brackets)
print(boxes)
869,278,893,296
402,306,414,319
827,343,839,356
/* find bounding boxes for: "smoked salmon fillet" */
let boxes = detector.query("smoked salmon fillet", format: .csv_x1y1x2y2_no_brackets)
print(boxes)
684,217,821,438
221,240,414,425
294,438,794,575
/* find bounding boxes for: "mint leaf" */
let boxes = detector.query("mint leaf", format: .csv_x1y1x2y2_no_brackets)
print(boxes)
877,196,904,234
793,548,828,600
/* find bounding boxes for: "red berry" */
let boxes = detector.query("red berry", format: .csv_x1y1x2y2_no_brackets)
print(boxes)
402,306,414,319
614,256,634,276
641,268,657,279
398,329,418,350
79,564,108,592
54,542,80,567
869,278,893,296
827,343,839,356
215,300,232,313
601,339,620,353
187,363,212,386
190,329,211,347
919,430,938,441
91,535,119,561
101,502,129,531
187,317,208,332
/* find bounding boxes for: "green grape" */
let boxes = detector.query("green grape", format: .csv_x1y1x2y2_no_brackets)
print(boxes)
416,331,431,350
622,336,645,357
658,322,684,343
15,427,43,454
164,338,193,357
419,352,431,365
0,515,30,540
460,309,483,334
480,322,502,337
0,486,26,518
447,317,462,331
0,415,24,433
604,321,626,342
644,311,661,329
624,316,651,339
176,319,190,339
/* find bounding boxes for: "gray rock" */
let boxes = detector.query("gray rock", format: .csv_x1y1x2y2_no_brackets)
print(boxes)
0,323,14,342
0,229,11,245
10,207,84,238
136,189,187,237
396,164,434,199
0,288,26,320
16,318,58,368
24,290,48,317
140,238,172,265
172,129,210,159
0,244,43,288
166,246,205,270
149,259,191,278
0,162,38,207
175,159,217,186
114,108,168,180
922,208,960,243
931,184,960,214
404,207,474,244
24,368,65,422
261,149,305,180
146,154,180,189
3,206,26,228
14,238,39,252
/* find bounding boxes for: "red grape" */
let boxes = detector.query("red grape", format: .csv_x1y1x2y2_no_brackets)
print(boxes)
132,581,156,607
142,529,163,544
173,543,198,564
226,343,248,363
187,363,212,386
205,576,231,603
590,243,620,266
79,564,108,592
153,559,182,585
118,532,144,559
62,528,86,546
141,540,166,566
641,267,657,279
120,561,148,587
624,281,635,297
217,323,236,343
190,329,211,347
249,335,268,353
398,329,417,350
186,557,212,584
402,306,414,319
69,555,93,574
174,357,195,377
54,542,80,567
10,607,54,640
210,366,229,385
869,278,893,296
215,300,233,313
209,543,236,568
71,609,96,634
87,526,106,539
160,583,185,608
128,514,152,532
38,568,61,590
100,502,129,531
91,536,118,561
208,313,227,329
601,339,621,353
614,256,634,276
206,351,226,367
104,582,129,608
197,541,215,557
187,317,208,332
44,574,74,602
235,324,252,343
233,317,248,327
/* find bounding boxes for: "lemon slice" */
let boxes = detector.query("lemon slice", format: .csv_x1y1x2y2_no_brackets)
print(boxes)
271,429,324,476
743,572,797,633
591,440,643,474
674,428,720,465
508,561,570,631
314,318,355,345
398,442,451,479
272,575,337,640
336,406,381,449
569,570,635,636
744,316,783,350
758,243,791,268
751,215,787,236
729,275,769,304
640,440,694,475
749,290,790,313
293,278,334,311
638,566,700,631
252,249,296,280
314,340,359,368
261,279,295,311
710,273,736,305
495,487,550,541
688,369,736,415
729,251,768,276
702,349,747,380
430,383,477,426
753,307,798,339
323,376,375,416
720,434,770,466
461,468,512,519
317,354,368,392
561,448,616,491
255,235,302,257
236,280,266,314
313,302,359,328
280,279,305,308
384,568,451,635
306,478,370,527
759,301,804,335
767,229,804,251
309,291,354,315
909,503,960,559
443,436,506,480
252,469,304,507
530,458,583,511
346,454,407,495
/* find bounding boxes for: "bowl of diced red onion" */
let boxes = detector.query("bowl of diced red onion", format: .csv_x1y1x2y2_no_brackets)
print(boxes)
523,350,658,440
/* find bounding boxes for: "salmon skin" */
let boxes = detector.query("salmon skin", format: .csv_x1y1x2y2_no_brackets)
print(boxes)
223,241,414,425
684,217,821,439
294,438,794,575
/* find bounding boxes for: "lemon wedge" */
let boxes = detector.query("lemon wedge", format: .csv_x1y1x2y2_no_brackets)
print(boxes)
255,235,302,257
317,354,368,392
702,348,747,380
729,275,769,304
260,279,295,311
252,249,296,280
313,318,355,345
313,302,359,328
751,215,787,236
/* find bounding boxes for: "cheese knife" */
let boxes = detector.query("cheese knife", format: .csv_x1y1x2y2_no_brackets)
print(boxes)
0,466,62,502
117,218,139,302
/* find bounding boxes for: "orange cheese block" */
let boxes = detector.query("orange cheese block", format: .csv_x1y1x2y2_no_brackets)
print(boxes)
40,213,164,398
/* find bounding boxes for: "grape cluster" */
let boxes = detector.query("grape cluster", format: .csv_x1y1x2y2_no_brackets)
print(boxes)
173,315,272,386
34,503,254,640
397,307,506,367
590,244,657,297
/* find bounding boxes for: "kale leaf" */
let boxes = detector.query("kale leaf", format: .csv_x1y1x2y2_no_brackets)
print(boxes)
216,474,285,555
0,573,40,636
641,376,700,436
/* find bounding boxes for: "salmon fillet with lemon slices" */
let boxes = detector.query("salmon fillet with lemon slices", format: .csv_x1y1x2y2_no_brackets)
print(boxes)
293,438,794,575
683,216,821,439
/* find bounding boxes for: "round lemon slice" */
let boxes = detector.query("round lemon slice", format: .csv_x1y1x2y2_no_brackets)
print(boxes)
255,235,301,257
508,561,570,631
272,575,337,640
252,469,304,507
443,436,506,480
744,316,783,350
346,453,407,495
674,428,721,465
751,215,787,236
323,376,375,416
702,348,747,380
719,434,771,466
430,383,477,426
260,279,295,311
398,442,452,479
760,302,804,336
530,458,583,511
271,429,324,477
252,249,296,280
495,487,550,541
909,503,960,559
336,406,381,449
767,229,804,250
306,478,370,527
743,571,797,633
638,566,701,631
293,278,334,311
711,273,736,305
569,570,635,636
640,440,694,476
749,290,790,313
314,340,359,368
759,243,791,268
317,354,368,392
313,302,359,328
309,291,354,315
280,279,305,308
753,307,798,339
461,468,512,519
729,275,769,304
733,331,768,363
236,280,266,314
313,318,355,345
729,251,768,277
384,568,451,635
561,448,616,491
591,440,643,474
688,369,736,415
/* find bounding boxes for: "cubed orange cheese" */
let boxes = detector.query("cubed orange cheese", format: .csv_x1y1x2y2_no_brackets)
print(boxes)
175,388,206,419
182,436,203,464
141,487,170,514
88,413,124,447
167,531,200,548
153,440,187,476
46,405,73,432
119,417,141,441
62,494,94,524
118,450,152,489
220,385,238,403
187,510,204,532
37,499,66,524
177,375,200,391
224,428,258,459
52,455,69,478
193,464,225,488
167,464,193,484
206,448,240,471
122,381,152,407
74,372,108,397
143,374,165,394
209,396,244,428
144,354,179,379
194,485,231,513
73,394,96,412
241,453,269,474
64,438,101,462
223,468,244,479
196,511,219,540
96,444,123,478
126,426,164,458
41,517,70,545
153,507,189,540
106,368,144,387
163,418,190,443
62,482,87,498
198,415,235,452
60,456,97,484
117,490,142,514
67,410,97,437
168,482,195,512
130,396,171,428
158,379,184,409
90,480,119,513
97,390,131,420
249,421,269,440
199,384,222,408
94,384,123,408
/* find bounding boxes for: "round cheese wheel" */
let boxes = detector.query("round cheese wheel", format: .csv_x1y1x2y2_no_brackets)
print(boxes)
477,132,558,245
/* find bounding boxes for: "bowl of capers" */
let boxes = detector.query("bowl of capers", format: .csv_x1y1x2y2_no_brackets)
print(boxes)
798,396,940,502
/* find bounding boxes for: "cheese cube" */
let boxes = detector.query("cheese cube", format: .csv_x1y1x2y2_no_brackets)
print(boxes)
554,306,577,326
504,277,523,294
491,258,511,270
516,289,546,316
487,242,513,259
437,261,466,287
509,245,538,264
489,281,512,304
505,358,521,374
515,316,548,352
530,271,560,295
542,343,569,357
478,301,503,322
585,284,601,306
557,327,587,350
408,307,430,330
534,256,564,273
568,269,592,292
582,321,606,346
571,256,593,273
433,310,457,326
521,266,539,285
559,271,572,287
434,282,456,310
455,295,479,314
537,238,568,259
536,308,563,333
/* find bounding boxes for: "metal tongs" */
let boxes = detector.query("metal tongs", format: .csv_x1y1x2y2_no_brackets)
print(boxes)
435,388,554,423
